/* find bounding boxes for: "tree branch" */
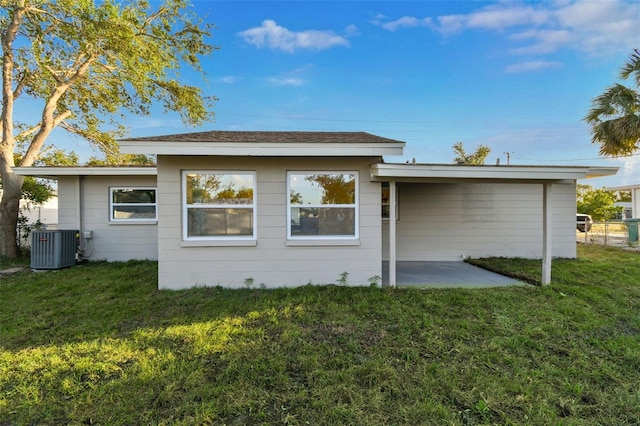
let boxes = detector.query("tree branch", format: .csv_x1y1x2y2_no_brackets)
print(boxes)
20,109,72,166
19,52,96,166
15,121,44,141
12,71,28,99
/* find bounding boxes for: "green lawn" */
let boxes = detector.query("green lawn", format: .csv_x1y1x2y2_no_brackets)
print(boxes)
1,244,639,425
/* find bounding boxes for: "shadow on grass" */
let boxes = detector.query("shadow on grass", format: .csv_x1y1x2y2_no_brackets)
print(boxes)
1,260,407,351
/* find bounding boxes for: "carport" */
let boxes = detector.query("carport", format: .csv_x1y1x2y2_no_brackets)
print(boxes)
371,163,618,287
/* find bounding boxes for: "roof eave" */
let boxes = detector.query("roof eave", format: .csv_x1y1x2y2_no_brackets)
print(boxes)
370,164,619,182
12,166,157,179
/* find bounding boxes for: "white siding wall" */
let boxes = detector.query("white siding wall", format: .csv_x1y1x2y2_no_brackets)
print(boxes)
382,182,576,261
57,176,79,230
157,156,382,289
57,175,158,261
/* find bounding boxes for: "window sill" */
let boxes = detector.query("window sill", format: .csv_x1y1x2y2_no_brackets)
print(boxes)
109,221,158,225
286,239,361,247
180,239,257,248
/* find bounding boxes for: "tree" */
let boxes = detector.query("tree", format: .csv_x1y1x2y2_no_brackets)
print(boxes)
452,141,491,165
306,174,355,204
18,148,79,205
585,49,640,156
614,190,632,203
576,184,622,221
85,153,156,166
0,0,216,258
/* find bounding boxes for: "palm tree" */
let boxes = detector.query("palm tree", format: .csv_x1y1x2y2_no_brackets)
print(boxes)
585,49,640,156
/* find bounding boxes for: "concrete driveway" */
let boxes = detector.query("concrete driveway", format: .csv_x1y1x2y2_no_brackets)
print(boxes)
382,261,526,289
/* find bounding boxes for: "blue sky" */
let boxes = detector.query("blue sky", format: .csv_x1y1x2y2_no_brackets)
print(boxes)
60,0,640,187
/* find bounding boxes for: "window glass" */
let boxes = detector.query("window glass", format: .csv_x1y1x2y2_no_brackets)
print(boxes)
289,173,355,205
110,188,157,221
288,173,357,238
381,182,390,219
186,208,254,237
183,172,256,239
186,173,254,205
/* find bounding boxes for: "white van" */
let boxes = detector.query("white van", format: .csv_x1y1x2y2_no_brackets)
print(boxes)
577,213,593,232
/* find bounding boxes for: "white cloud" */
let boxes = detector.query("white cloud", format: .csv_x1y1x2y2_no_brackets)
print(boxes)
369,13,387,26
267,77,305,87
238,20,350,53
381,16,433,32
266,65,312,87
216,76,239,84
344,24,359,37
615,156,640,185
374,1,639,56
504,60,562,74
436,5,549,35
509,30,576,55
553,0,640,55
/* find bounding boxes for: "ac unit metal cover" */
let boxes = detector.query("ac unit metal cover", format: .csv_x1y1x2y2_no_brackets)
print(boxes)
31,230,79,270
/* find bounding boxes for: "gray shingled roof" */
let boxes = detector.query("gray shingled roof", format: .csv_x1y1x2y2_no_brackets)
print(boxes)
121,131,404,144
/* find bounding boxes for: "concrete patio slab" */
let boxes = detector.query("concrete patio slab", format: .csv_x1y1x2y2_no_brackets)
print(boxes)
382,261,526,288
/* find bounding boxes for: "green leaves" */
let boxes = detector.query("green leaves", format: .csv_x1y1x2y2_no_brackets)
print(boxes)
585,50,640,157
1,0,216,257
4,0,217,161
452,141,491,165
576,184,622,221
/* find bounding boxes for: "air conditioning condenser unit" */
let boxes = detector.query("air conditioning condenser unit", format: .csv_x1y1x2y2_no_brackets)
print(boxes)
31,230,79,270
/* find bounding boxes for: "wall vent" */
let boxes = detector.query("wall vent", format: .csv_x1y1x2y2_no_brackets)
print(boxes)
31,230,79,270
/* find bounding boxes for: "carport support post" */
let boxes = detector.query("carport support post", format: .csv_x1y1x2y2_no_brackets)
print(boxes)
389,181,397,288
542,183,552,285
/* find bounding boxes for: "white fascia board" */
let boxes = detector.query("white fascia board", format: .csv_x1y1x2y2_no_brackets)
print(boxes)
584,167,620,179
605,184,640,191
119,141,405,157
12,167,157,179
370,164,618,182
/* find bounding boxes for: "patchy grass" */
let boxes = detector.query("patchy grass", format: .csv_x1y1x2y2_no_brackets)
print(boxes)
0,255,29,270
1,246,640,425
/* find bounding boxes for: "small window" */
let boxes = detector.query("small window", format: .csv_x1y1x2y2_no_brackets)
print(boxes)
110,187,157,222
381,182,390,219
288,172,358,239
183,171,256,240
381,182,398,220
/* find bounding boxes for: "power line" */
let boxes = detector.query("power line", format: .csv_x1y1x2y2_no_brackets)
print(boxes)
520,153,640,162
216,112,583,126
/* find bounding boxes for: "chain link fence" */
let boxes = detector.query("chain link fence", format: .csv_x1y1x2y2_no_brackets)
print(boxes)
16,223,56,255
577,220,639,249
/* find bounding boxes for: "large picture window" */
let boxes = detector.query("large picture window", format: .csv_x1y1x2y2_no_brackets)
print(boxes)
110,187,157,222
288,172,358,239
183,171,256,240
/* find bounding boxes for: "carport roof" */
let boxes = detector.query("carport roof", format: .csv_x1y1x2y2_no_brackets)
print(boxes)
370,163,618,183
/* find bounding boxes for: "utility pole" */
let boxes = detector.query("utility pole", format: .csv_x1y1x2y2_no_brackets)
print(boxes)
503,152,513,165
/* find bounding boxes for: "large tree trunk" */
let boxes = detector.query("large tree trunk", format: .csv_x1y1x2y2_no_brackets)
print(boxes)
0,165,23,259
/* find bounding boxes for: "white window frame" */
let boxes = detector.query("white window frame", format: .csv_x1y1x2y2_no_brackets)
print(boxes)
381,182,399,221
182,170,257,241
109,187,157,223
287,171,359,240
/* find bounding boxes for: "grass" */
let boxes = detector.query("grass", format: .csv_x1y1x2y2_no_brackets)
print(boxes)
588,221,626,234
1,244,640,425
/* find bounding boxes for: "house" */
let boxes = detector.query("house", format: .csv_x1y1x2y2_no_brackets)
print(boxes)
0,188,58,227
606,184,640,218
13,131,618,288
